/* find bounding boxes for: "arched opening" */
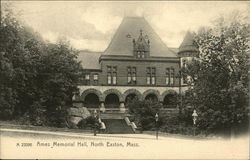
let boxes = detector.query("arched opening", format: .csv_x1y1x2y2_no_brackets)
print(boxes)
125,93,138,106
145,94,158,103
84,93,100,108
105,93,120,108
163,94,177,108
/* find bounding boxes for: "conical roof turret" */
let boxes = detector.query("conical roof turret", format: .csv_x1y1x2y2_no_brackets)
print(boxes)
178,31,199,55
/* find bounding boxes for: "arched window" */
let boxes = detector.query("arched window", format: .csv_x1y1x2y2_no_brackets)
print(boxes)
145,94,158,103
163,94,177,108
105,93,119,108
84,93,100,108
125,94,137,106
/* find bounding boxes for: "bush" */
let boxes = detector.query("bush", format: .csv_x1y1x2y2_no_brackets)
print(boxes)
29,101,46,126
127,99,163,131
78,116,99,129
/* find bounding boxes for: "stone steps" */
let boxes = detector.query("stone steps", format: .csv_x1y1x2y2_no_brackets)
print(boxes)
99,113,131,119
102,119,135,134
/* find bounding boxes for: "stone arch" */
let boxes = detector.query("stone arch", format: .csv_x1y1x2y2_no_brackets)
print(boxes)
84,93,100,108
160,90,178,102
81,88,103,102
123,89,143,101
142,89,161,102
103,89,124,102
161,90,178,108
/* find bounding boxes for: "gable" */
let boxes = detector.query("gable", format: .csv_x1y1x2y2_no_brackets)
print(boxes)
104,17,177,57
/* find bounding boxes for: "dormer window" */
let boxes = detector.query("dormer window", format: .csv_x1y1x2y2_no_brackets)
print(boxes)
137,51,141,58
141,51,145,58
133,29,150,58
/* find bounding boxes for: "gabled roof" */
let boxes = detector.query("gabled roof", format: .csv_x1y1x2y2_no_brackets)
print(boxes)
178,31,199,54
104,17,177,57
77,50,102,70
169,48,179,54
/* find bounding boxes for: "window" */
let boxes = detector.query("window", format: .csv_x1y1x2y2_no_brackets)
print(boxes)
85,74,90,80
127,66,136,84
183,59,187,69
107,73,112,84
146,67,156,85
141,52,145,58
85,74,90,85
113,72,117,84
113,66,117,72
152,76,155,85
132,73,136,81
107,66,111,72
147,75,151,84
182,60,187,84
137,51,145,58
166,68,170,85
128,73,131,83
170,68,174,85
93,74,98,80
107,66,117,85
93,74,98,85
166,68,175,86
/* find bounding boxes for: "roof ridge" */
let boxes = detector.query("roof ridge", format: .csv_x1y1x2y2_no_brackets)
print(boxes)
104,16,177,57
143,18,176,55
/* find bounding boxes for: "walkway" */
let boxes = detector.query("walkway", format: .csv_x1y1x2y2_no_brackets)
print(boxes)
1,128,249,159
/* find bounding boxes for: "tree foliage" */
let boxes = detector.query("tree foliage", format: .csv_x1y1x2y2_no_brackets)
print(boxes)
0,5,82,127
182,13,250,134
127,98,163,130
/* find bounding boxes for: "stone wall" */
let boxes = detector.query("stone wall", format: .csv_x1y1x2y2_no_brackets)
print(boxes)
99,59,181,86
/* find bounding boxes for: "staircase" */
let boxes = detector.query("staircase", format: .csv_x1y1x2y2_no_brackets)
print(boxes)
102,119,135,134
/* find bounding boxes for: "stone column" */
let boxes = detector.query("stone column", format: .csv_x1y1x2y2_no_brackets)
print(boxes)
119,102,126,113
159,102,164,109
100,102,105,113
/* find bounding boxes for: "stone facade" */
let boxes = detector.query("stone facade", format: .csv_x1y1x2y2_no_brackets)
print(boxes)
76,17,198,113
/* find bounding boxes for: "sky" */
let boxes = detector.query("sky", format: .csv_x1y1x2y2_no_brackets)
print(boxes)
5,1,250,52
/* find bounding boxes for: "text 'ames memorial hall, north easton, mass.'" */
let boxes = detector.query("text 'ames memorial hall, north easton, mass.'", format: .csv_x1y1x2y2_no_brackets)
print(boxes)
72,16,198,125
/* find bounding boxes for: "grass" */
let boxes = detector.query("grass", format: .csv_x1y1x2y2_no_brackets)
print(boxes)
0,120,92,134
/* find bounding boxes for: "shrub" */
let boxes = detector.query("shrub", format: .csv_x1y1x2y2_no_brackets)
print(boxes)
127,99,163,131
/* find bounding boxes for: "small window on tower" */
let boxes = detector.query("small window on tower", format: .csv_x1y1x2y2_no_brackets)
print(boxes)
183,60,187,68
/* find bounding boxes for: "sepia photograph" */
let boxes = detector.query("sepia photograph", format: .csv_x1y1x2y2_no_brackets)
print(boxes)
0,1,249,159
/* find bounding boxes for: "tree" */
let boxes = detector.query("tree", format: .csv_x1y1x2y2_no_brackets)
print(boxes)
182,12,250,134
127,98,163,130
0,5,83,127
39,40,82,126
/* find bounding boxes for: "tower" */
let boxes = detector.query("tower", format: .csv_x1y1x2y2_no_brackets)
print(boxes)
178,31,199,86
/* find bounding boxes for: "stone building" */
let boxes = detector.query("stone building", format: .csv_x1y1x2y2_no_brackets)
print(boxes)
73,17,198,133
